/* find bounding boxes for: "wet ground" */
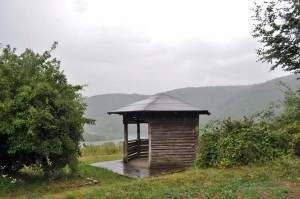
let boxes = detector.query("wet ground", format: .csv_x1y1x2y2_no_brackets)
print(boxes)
91,158,184,179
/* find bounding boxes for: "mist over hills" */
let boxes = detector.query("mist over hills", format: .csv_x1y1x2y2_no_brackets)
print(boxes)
83,75,299,141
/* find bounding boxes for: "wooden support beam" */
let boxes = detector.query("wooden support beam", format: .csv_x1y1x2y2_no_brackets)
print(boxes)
123,122,129,163
137,122,141,158
148,122,151,165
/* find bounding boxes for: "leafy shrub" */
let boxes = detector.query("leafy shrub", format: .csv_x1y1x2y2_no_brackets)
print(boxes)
0,44,94,175
274,85,300,156
0,166,19,197
197,84,300,168
197,118,289,168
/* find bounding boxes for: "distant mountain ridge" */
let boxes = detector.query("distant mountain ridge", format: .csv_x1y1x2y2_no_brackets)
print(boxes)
83,75,299,141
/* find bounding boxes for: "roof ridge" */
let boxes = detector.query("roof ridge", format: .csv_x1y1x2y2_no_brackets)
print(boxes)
164,93,199,108
143,93,163,110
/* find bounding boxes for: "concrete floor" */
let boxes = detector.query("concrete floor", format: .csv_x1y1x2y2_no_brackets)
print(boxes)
128,157,150,168
91,158,183,179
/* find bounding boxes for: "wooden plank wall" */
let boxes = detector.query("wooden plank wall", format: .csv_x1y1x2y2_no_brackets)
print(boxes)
149,114,199,168
127,139,149,161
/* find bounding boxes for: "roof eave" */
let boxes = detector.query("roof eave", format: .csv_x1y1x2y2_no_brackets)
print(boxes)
107,110,211,115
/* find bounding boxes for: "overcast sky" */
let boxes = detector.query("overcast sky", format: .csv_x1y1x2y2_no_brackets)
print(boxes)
0,0,290,96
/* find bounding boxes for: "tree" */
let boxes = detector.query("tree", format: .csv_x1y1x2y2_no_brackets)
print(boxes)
252,0,300,74
0,43,94,175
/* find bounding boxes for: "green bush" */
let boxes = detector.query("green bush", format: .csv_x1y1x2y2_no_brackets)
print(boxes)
274,85,300,156
0,166,18,197
197,85,300,168
0,44,94,175
197,118,290,168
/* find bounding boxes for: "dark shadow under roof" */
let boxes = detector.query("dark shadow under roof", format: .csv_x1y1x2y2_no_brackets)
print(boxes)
108,93,210,115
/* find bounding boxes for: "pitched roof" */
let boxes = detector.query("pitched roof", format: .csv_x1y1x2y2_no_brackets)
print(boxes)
107,93,210,115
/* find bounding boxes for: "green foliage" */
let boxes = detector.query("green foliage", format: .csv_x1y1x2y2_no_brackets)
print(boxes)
0,174,14,197
274,84,300,156
197,118,289,168
197,86,300,168
0,43,94,175
0,166,19,197
252,0,300,74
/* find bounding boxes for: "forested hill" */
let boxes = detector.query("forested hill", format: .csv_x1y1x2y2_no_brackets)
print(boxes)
83,75,299,141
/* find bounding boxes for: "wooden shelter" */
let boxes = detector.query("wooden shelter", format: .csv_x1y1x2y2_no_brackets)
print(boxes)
108,93,210,168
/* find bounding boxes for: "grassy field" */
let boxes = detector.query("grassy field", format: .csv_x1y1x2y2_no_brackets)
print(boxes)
1,145,300,199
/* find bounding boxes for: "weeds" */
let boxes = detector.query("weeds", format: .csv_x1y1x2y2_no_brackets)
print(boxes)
81,142,122,156
0,166,20,197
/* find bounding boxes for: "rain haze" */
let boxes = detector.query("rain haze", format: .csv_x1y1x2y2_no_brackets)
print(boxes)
0,0,290,96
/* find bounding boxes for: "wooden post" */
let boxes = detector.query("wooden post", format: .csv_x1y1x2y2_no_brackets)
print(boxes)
148,122,151,166
137,122,140,158
123,121,128,163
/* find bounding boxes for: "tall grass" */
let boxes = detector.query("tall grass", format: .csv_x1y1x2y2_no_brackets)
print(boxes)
81,142,123,156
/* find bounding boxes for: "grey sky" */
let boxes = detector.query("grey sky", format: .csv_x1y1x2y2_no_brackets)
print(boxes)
0,0,290,96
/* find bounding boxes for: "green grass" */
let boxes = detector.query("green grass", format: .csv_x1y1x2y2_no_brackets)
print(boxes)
81,143,122,156
1,153,300,198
